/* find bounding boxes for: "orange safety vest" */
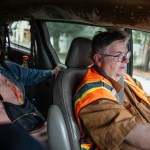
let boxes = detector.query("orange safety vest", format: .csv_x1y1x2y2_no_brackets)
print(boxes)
74,66,118,150
74,67,150,150
74,66,119,125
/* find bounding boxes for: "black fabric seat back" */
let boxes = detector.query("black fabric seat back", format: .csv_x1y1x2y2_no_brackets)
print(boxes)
48,37,92,150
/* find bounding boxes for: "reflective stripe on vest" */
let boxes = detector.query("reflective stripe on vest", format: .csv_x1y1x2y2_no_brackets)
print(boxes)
124,73,150,106
74,80,118,120
81,139,99,150
81,143,93,150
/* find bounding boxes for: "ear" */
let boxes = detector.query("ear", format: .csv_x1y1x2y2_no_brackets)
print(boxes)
93,53,103,67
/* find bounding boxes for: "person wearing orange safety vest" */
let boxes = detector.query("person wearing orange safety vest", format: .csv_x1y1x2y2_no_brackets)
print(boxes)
74,31,150,150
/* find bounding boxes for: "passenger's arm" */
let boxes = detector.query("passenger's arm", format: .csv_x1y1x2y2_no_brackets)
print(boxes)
8,62,64,85
23,64,64,85
125,124,150,150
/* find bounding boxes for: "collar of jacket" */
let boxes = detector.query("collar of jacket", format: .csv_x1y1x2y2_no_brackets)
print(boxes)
93,65,123,93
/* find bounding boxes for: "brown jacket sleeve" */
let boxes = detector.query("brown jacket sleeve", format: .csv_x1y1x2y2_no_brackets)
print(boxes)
79,99,138,150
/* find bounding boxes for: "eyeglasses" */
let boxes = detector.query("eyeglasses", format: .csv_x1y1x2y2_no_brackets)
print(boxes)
99,51,131,62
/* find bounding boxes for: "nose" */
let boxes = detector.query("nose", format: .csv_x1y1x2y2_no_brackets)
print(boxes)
122,55,129,63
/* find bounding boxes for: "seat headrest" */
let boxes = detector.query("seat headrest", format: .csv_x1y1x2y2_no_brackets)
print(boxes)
65,37,93,68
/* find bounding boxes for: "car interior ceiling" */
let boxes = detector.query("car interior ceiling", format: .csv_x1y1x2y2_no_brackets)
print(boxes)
0,0,150,31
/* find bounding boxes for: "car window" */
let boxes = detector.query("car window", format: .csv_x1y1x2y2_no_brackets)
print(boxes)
9,20,31,54
132,30,150,96
46,22,106,63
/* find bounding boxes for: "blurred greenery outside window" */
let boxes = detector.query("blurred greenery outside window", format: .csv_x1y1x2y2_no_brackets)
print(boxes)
46,22,106,63
132,30,150,95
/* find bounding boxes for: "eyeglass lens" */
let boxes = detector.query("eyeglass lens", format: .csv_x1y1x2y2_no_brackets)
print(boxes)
119,51,131,62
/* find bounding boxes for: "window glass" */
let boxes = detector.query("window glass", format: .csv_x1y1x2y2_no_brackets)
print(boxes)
9,21,31,50
132,30,150,96
46,22,106,63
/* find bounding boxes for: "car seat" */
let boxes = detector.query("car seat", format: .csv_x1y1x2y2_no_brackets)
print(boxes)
48,37,92,150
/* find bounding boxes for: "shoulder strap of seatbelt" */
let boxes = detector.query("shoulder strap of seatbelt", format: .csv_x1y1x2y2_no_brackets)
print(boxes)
118,76,124,104
30,22,37,68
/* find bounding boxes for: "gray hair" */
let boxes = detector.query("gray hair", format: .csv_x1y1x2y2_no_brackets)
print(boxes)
90,30,130,58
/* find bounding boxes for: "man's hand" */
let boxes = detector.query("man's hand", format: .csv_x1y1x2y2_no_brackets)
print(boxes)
52,64,66,75
125,124,150,149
